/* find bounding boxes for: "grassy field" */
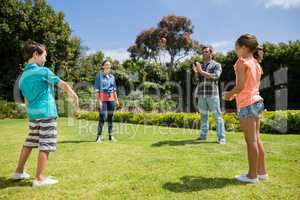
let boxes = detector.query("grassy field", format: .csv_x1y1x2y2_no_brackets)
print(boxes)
0,118,300,200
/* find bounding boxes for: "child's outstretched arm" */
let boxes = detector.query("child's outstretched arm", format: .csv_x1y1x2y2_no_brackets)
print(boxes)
57,80,79,112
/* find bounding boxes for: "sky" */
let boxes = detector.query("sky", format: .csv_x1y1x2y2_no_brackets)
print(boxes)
48,0,300,61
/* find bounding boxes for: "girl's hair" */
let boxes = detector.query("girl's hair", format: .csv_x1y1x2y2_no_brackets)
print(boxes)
253,45,263,61
21,39,46,62
236,34,259,53
102,59,110,66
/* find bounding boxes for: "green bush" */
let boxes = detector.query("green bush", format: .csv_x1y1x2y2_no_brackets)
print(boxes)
0,100,26,119
76,110,300,134
1,100,299,134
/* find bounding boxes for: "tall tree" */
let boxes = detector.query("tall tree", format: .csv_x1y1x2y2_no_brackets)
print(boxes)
128,15,202,68
0,0,81,100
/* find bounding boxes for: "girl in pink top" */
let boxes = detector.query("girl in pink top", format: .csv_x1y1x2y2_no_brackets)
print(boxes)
223,34,268,184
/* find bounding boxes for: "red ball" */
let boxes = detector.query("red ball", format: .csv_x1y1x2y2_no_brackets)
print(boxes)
183,32,190,37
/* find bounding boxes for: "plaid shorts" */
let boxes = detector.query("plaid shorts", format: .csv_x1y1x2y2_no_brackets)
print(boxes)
24,118,57,152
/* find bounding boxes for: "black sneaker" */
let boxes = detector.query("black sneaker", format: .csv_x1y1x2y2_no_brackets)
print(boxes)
109,136,116,143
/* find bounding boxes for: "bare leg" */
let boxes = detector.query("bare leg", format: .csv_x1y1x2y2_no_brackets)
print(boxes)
256,118,267,175
15,147,32,173
35,151,49,181
240,118,259,179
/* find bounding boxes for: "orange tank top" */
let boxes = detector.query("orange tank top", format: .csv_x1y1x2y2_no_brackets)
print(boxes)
233,57,263,109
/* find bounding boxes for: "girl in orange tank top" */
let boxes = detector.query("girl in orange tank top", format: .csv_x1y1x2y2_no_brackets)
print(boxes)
223,34,268,184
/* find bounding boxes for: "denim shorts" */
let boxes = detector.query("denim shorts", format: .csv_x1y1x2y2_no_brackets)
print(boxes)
237,101,264,119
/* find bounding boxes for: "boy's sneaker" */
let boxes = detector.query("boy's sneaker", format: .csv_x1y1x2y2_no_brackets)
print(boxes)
235,174,259,184
32,177,58,187
258,174,269,181
96,135,102,143
11,172,30,180
109,136,116,143
218,139,226,145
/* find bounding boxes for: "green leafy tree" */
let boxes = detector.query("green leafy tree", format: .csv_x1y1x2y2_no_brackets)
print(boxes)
0,0,81,100
128,15,202,68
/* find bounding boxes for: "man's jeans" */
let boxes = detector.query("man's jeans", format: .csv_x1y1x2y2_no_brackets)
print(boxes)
198,96,225,140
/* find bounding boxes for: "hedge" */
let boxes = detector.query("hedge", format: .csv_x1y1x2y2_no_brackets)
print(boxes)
1,100,299,134
76,110,300,134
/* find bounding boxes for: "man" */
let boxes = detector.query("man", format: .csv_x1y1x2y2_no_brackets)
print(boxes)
193,46,226,144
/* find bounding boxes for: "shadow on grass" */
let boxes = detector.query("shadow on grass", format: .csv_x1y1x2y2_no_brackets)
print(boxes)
151,140,217,147
163,176,244,192
57,140,95,144
0,177,31,189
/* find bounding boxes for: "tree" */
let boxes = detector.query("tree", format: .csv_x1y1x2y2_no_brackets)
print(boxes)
128,15,202,69
0,0,81,100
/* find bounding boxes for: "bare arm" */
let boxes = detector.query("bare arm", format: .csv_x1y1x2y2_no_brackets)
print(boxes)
195,62,222,80
113,91,120,107
20,98,27,108
199,70,214,79
57,80,79,112
223,62,245,101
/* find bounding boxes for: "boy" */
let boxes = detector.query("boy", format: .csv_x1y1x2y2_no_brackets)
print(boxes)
11,39,79,187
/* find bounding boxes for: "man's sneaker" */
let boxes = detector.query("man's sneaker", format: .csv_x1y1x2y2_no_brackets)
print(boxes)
218,139,226,145
235,174,259,184
96,135,102,143
109,136,116,143
32,177,58,187
11,172,30,180
258,174,269,181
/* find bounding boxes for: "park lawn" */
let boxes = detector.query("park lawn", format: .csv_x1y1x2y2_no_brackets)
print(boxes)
0,118,299,200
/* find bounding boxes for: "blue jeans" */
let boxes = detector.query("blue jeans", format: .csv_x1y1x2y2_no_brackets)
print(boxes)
237,101,264,119
98,101,115,136
198,96,225,140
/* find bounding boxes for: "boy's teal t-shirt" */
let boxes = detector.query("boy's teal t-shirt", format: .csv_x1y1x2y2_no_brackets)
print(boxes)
19,63,61,120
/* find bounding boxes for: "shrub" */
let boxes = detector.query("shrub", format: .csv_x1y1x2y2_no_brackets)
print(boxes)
75,110,300,134
1,100,299,134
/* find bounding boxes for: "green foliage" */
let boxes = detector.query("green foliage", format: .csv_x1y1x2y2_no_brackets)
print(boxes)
0,100,26,119
128,15,202,68
0,0,81,100
1,100,300,134
76,110,300,134
122,90,177,112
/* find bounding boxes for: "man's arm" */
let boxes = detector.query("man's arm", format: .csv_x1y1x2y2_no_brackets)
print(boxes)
196,62,222,80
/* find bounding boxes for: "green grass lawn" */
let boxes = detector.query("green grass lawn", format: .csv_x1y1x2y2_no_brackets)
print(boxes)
0,118,300,200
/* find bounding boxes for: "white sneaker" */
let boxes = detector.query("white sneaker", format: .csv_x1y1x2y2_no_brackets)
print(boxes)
32,177,58,187
218,139,226,145
235,174,259,184
11,172,30,180
96,135,102,143
109,136,117,143
258,174,269,181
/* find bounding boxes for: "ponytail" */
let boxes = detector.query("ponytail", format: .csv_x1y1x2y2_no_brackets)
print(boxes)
253,45,263,63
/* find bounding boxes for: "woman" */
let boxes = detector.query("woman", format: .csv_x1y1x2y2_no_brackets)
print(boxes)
94,60,120,143
223,34,268,183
